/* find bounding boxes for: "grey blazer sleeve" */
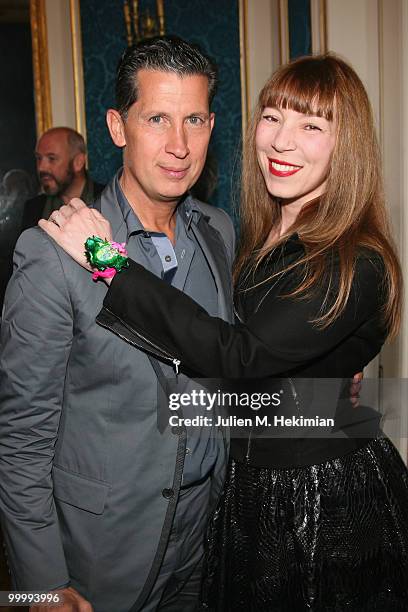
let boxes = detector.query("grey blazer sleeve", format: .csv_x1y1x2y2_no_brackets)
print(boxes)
0,228,73,589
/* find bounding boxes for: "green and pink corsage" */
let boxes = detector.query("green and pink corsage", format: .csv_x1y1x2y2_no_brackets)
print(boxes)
84,236,129,281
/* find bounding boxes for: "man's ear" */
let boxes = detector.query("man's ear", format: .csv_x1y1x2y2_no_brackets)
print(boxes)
106,109,126,147
209,112,215,134
72,152,86,174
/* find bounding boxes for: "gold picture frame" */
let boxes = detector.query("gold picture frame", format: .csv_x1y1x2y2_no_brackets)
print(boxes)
69,0,87,139
30,0,52,135
30,0,87,139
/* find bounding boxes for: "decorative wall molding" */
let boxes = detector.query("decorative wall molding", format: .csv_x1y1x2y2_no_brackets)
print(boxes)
69,0,87,139
239,0,250,131
278,0,289,63
243,0,280,114
29,0,52,135
310,0,327,54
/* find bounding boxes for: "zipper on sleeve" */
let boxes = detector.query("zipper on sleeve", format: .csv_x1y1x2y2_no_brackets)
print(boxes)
173,359,180,376
99,307,182,376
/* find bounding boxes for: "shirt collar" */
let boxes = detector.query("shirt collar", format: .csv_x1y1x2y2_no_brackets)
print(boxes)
114,170,202,237
114,173,144,236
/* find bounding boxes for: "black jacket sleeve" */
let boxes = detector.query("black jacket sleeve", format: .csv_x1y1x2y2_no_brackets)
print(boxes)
97,256,386,378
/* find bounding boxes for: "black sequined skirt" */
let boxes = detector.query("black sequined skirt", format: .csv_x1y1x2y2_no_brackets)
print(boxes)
201,437,408,611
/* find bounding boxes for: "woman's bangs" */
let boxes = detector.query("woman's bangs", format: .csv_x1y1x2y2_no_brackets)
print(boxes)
261,70,335,120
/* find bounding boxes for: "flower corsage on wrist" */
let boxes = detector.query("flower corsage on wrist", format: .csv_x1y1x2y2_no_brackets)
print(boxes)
85,236,129,281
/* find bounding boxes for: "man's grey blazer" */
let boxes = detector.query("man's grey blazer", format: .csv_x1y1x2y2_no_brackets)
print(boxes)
0,179,235,612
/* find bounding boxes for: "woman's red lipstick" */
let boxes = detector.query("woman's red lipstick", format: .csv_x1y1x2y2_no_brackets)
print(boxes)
268,158,302,177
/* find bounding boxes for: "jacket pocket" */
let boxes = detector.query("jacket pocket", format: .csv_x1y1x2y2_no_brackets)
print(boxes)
52,465,110,515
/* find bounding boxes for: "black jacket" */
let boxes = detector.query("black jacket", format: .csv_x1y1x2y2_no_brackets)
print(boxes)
21,180,105,230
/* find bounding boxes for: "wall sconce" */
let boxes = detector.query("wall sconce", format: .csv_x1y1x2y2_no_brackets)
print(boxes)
123,1,165,46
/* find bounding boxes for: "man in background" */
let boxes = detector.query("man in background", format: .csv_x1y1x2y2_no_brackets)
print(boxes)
21,127,104,230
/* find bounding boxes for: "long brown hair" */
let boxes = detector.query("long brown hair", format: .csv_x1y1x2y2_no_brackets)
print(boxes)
234,53,402,338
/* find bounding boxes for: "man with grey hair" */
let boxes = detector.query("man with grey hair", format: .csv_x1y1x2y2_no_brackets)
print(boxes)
21,126,104,230
0,37,234,611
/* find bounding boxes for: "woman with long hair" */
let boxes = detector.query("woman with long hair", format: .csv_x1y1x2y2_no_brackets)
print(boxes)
42,54,408,610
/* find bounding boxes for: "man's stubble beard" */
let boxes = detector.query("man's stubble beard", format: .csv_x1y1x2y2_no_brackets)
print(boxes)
40,159,75,197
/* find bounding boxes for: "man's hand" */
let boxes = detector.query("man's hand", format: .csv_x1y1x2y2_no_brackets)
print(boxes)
30,587,93,612
38,198,113,272
350,372,363,407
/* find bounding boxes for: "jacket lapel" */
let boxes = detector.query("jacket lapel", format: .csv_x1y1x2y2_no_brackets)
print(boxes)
190,216,233,322
94,178,128,244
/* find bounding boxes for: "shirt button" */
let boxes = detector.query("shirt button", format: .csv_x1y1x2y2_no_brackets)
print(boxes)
185,447,191,455
181,249,185,259
165,255,172,263
162,488,174,499
172,426,182,435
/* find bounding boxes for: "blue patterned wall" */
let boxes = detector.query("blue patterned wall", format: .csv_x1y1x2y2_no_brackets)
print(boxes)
80,0,242,215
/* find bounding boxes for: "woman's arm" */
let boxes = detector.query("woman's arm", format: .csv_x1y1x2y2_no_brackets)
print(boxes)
37,199,385,378
98,256,385,378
